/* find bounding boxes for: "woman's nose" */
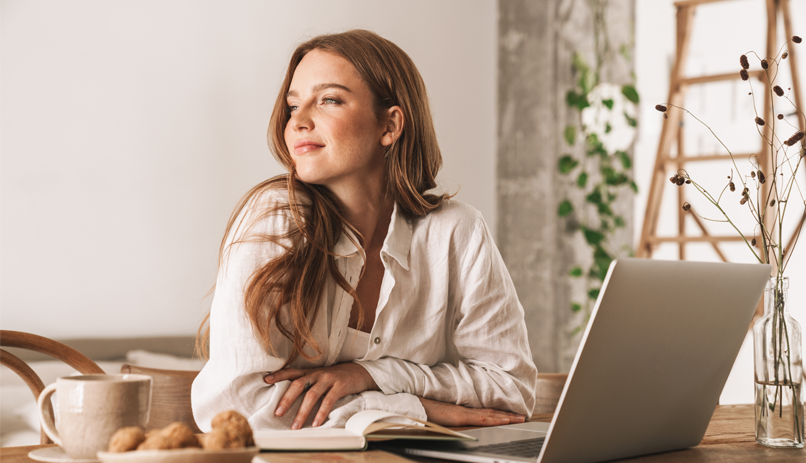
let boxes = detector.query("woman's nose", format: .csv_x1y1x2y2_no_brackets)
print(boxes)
290,106,314,132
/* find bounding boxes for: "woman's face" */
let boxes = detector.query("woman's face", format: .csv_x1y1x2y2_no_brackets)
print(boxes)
284,49,388,190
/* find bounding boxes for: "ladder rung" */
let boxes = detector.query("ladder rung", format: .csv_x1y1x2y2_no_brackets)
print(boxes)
674,0,733,8
665,153,757,163
679,70,764,87
648,236,748,244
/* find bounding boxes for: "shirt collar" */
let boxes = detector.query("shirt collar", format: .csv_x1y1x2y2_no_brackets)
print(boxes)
382,202,412,270
332,202,412,271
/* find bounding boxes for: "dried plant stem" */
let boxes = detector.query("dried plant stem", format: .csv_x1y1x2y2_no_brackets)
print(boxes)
685,178,763,263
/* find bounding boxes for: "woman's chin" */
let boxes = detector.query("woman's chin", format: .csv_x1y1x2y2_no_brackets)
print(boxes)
294,170,330,186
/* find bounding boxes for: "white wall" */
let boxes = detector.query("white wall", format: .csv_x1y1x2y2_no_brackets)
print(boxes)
0,0,496,338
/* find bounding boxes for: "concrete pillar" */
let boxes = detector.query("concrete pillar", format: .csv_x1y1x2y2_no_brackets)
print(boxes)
497,0,635,373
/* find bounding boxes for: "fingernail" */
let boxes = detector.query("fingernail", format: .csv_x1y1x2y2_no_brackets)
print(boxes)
275,406,285,416
291,422,301,430
264,375,273,383
498,417,510,424
312,419,321,427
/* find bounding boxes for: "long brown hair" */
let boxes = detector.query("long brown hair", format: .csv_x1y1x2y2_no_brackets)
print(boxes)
197,30,449,366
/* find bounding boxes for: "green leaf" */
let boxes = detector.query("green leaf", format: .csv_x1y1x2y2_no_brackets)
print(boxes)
571,303,582,313
564,125,577,146
558,200,573,217
569,267,583,277
592,247,613,281
621,84,640,103
572,52,590,74
558,155,579,174
572,53,594,94
582,227,605,246
566,91,590,110
588,289,600,300
586,134,607,158
614,216,626,228
616,151,632,168
630,181,639,193
605,123,612,134
624,112,638,127
586,189,602,205
619,44,632,62
580,70,594,95
597,202,613,216
576,171,588,187
602,99,614,110
602,166,628,186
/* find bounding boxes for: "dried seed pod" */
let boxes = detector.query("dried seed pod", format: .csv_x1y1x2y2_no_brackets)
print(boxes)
770,199,776,207
740,54,750,69
669,176,677,184
778,114,784,120
784,131,805,146
664,113,668,119
682,202,691,211
740,69,750,81
740,197,748,205
685,179,691,184
755,117,766,126
794,36,803,44
752,238,757,246
758,170,766,183
750,171,756,178
729,181,736,192
774,85,784,96
655,104,667,112
782,51,789,59
761,59,769,69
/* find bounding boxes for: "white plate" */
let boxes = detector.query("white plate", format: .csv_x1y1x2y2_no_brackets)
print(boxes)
96,447,259,463
28,446,99,462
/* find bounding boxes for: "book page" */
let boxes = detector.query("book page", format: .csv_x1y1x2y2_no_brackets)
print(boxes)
345,410,411,435
346,409,475,440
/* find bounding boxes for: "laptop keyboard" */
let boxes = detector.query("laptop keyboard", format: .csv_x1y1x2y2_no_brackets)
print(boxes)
472,437,545,458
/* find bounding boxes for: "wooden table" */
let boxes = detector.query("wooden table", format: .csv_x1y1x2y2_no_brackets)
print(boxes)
2,405,803,462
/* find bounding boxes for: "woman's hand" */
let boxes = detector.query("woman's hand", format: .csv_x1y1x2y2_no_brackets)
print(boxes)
264,362,378,429
418,397,527,427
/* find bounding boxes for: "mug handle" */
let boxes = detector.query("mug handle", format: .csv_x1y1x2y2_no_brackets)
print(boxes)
37,383,62,446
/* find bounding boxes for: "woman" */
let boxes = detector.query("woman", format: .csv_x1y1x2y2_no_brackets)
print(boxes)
191,29,537,432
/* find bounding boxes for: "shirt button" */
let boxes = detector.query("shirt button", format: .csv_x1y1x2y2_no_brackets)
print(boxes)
374,337,381,345
382,255,388,264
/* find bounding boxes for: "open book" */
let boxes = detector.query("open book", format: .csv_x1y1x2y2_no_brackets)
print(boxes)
253,409,476,451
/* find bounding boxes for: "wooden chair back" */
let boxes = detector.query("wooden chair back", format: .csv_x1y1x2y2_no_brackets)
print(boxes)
0,330,105,445
533,373,568,415
120,364,201,433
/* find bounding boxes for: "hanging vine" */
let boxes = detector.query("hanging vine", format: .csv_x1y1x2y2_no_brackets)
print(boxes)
558,0,639,328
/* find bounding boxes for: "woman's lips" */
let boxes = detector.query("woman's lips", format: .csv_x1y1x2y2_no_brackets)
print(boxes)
293,140,325,155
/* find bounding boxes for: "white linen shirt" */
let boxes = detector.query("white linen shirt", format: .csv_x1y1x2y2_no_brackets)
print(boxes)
191,189,538,431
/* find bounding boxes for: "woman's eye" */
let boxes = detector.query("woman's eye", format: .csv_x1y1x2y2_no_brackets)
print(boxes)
322,98,340,105
286,105,298,114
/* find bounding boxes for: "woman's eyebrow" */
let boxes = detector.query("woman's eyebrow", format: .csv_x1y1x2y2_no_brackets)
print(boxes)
286,83,352,98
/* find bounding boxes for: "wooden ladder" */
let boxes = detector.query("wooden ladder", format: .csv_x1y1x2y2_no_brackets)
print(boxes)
637,0,806,268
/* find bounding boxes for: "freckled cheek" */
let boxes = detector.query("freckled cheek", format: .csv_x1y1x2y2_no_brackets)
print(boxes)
283,125,294,152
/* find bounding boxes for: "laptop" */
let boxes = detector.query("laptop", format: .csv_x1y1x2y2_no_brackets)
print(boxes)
374,258,770,463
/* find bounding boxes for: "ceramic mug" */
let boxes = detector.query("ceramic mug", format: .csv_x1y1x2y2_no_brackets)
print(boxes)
37,374,152,460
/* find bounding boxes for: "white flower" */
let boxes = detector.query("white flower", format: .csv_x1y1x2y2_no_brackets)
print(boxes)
581,83,637,153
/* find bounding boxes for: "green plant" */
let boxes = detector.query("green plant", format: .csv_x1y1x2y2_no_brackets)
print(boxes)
558,0,638,328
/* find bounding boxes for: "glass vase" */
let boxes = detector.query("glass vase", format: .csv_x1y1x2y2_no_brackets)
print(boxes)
753,277,804,448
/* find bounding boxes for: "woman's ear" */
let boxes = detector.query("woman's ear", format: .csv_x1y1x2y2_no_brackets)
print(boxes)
381,106,404,147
